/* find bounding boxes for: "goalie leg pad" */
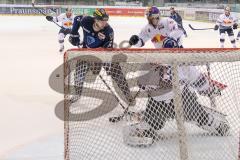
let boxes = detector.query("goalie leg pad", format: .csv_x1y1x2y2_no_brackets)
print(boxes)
123,123,156,147
144,97,175,131
180,86,230,136
197,106,230,136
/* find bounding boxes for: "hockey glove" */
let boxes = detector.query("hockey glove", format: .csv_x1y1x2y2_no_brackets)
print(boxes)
46,16,53,21
69,33,80,46
214,25,219,31
233,23,238,30
129,35,139,46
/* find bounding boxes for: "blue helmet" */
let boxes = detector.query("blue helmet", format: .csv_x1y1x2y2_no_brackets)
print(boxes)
162,37,179,48
146,6,160,18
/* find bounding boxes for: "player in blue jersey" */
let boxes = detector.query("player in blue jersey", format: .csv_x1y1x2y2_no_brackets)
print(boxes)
68,8,135,107
169,7,187,37
69,8,113,48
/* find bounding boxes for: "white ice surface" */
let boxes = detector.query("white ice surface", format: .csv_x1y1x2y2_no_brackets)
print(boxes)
0,15,239,160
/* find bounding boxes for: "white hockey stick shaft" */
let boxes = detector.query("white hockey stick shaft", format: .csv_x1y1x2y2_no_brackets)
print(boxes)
99,75,127,110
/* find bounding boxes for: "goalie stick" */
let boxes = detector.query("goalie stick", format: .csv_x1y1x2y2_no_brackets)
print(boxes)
188,24,214,31
109,89,141,123
98,74,126,111
98,75,140,123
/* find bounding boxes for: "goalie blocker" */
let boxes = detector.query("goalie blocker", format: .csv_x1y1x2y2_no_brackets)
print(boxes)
123,44,230,147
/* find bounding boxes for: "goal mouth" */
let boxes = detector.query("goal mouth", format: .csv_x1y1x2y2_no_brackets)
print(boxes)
63,48,240,160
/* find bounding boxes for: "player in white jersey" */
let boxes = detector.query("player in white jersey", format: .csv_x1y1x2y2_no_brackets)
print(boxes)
170,7,187,37
123,38,230,147
214,6,238,48
129,6,184,48
46,7,74,52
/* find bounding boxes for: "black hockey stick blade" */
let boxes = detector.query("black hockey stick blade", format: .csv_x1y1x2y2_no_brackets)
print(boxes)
109,115,124,123
188,24,214,30
108,110,132,123
108,89,141,123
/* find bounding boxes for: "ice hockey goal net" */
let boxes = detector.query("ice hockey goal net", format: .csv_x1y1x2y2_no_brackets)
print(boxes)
64,48,240,160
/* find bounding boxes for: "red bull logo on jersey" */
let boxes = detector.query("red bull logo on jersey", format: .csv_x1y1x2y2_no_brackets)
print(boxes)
64,22,73,27
151,34,166,43
223,19,233,24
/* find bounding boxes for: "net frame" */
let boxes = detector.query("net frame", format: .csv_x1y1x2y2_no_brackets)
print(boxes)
64,48,240,160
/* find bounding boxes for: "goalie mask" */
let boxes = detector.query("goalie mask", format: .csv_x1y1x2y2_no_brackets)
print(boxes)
146,6,160,27
162,37,179,48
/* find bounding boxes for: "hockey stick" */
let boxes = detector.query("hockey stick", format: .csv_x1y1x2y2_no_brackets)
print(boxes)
32,0,57,13
188,24,214,31
207,63,217,108
109,89,141,123
98,74,140,123
98,74,127,110
31,0,64,30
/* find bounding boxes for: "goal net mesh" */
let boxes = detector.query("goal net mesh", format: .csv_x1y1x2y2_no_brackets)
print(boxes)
64,48,240,160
